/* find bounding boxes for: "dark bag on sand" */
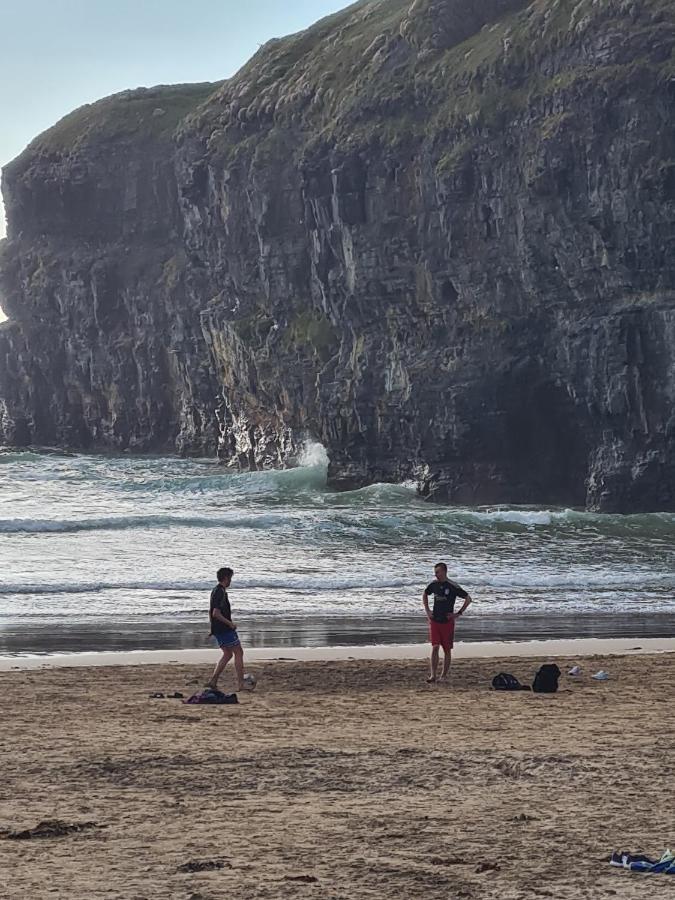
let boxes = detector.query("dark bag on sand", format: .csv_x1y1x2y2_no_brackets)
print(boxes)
492,673,531,692
185,689,238,705
532,664,561,694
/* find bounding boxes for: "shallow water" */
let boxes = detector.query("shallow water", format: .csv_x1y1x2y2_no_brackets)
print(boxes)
1,445,674,654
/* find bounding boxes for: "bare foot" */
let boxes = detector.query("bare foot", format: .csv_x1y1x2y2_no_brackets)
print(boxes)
426,675,437,684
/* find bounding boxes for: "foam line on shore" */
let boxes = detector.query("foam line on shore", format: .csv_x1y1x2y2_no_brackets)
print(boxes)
1,637,674,671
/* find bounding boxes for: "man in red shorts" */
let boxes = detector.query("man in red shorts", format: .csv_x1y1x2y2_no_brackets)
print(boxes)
423,562,472,683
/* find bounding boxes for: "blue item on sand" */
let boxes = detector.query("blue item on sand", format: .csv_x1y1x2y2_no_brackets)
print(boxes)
610,850,675,874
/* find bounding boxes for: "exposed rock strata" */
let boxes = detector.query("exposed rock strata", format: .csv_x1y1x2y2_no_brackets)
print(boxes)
1,0,674,511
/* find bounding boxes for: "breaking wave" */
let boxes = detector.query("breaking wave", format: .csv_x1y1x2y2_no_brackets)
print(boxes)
1,569,673,598
0,575,417,597
2,506,674,537
0,513,291,535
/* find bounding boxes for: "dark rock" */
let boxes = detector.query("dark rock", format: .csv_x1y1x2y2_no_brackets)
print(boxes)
284,875,319,883
476,861,501,873
4,820,101,840
1,0,674,512
177,859,229,874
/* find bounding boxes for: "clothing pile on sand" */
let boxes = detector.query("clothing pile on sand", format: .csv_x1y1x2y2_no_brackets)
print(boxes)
610,850,675,875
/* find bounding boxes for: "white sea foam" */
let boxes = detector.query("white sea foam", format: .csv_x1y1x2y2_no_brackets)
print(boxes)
297,440,330,469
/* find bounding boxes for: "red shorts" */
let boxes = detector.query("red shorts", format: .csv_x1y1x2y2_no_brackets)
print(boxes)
429,619,455,652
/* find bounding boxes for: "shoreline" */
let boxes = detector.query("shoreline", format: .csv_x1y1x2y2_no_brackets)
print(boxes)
2,611,675,659
1,635,674,671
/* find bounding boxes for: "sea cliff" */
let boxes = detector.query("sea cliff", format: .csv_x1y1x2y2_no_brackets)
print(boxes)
1,0,674,511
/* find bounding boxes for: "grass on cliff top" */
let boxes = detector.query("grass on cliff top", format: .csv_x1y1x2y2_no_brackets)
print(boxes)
19,0,674,166
182,0,411,130
190,0,673,163
235,0,375,80
27,82,220,157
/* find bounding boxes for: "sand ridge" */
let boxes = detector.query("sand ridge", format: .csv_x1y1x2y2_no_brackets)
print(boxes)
1,653,674,899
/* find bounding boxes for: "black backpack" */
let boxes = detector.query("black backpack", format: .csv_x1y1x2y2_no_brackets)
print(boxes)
491,673,531,692
532,664,561,693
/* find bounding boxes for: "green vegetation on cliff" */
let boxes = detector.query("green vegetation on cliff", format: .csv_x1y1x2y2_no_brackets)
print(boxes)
27,83,220,156
179,0,674,168
14,0,674,167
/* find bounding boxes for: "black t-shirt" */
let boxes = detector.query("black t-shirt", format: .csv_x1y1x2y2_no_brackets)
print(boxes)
210,584,233,636
424,579,468,623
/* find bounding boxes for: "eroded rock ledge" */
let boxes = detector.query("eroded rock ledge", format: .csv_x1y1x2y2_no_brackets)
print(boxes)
1,0,674,511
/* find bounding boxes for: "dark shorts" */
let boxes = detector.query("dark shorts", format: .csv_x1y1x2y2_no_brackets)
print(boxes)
214,631,241,649
429,619,455,652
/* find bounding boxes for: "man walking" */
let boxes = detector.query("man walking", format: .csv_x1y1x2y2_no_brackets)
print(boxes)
423,562,472,683
207,566,245,692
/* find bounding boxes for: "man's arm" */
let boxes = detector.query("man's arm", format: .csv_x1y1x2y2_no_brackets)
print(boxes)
422,590,432,620
211,608,236,629
454,592,472,618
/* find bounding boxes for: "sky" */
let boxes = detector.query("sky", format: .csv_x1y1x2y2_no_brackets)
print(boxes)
0,0,352,242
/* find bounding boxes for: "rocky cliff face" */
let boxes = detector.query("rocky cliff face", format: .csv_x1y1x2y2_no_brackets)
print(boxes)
1,0,674,511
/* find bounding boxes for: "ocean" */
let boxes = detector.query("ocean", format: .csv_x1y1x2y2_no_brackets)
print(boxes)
1,444,674,655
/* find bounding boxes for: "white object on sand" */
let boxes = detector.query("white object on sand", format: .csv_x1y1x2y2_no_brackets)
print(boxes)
242,673,258,691
592,670,610,681
568,665,582,676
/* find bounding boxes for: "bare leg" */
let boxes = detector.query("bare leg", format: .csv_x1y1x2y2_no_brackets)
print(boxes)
208,647,232,688
428,645,440,682
440,648,452,680
232,645,245,691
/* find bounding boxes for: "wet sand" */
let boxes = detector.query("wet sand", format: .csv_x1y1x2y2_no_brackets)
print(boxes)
2,611,675,656
1,651,674,899
1,636,674,671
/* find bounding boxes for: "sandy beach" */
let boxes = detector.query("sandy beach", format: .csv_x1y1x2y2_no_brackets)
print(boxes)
1,650,674,900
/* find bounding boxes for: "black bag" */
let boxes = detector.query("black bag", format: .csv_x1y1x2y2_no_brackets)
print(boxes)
532,664,561,693
491,673,530,692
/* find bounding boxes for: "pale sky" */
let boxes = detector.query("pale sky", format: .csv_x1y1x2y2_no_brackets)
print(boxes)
0,0,352,243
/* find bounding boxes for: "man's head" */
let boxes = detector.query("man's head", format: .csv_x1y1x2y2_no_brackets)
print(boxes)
434,562,448,581
217,566,234,587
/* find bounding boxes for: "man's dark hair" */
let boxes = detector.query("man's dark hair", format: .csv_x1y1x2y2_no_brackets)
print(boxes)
217,567,234,582
435,562,448,572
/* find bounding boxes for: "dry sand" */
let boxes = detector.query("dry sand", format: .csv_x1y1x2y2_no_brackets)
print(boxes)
1,652,674,899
